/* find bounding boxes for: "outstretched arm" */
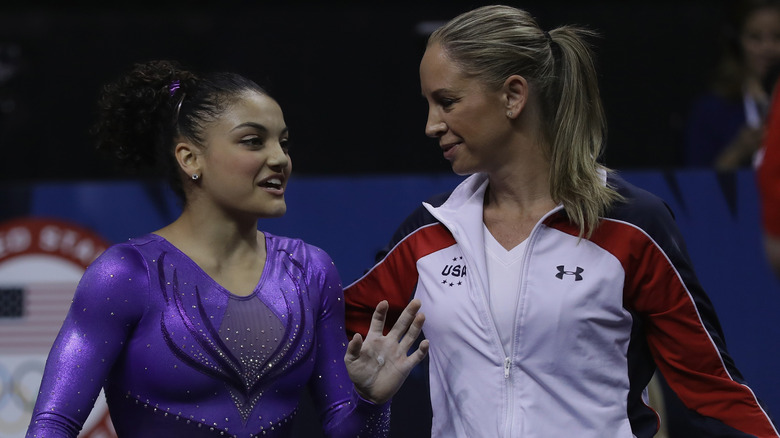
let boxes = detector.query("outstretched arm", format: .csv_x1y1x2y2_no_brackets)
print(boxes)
344,299,429,405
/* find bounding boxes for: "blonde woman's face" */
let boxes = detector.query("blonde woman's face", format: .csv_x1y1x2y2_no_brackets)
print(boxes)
419,43,513,175
741,7,780,80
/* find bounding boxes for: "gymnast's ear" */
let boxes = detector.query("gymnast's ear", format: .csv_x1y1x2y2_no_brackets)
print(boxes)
174,141,203,179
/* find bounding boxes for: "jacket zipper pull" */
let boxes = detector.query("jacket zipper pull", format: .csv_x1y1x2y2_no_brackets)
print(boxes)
504,357,511,378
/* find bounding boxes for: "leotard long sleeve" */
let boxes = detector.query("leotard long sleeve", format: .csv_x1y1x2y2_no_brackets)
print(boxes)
26,233,389,438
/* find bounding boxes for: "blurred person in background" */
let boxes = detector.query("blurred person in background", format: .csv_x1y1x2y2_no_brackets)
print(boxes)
758,76,780,277
685,0,780,170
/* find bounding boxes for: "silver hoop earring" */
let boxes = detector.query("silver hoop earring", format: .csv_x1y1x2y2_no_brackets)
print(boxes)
191,174,199,181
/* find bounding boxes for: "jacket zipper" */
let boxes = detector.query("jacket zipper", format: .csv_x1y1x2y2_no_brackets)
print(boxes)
425,181,564,438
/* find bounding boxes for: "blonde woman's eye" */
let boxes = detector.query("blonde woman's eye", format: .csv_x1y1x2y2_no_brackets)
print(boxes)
440,98,458,109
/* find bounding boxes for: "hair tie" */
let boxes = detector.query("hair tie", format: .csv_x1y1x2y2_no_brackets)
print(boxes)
169,80,181,96
168,80,185,126
543,30,552,45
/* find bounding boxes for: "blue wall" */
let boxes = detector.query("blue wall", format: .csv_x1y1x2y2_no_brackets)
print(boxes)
5,169,779,433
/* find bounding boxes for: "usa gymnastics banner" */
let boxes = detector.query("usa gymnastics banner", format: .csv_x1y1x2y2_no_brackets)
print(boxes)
0,217,116,438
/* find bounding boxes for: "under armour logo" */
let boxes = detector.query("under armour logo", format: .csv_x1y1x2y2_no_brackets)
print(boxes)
555,265,584,281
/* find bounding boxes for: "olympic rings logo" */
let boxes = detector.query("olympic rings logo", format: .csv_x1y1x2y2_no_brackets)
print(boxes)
0,359,44,436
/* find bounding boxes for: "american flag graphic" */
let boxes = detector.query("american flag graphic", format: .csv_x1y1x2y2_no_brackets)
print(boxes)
0,283,76,354
0,217,114,438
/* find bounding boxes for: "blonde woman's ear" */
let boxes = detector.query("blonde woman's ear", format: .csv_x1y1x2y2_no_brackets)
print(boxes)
503,74,528,118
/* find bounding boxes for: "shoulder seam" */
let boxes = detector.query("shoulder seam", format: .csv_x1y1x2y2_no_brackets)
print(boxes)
345,223,444,289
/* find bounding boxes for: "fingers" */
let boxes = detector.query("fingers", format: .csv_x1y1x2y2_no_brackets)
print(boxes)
398,311,425,352
345,333,363,362
368,300,390,335
406,339,429,367
387,299,422,341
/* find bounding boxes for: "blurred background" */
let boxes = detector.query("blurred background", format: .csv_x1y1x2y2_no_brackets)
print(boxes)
0,0,741,183
1,1,780,437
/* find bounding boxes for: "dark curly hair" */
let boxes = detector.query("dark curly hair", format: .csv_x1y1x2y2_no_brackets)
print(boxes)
93,60,268,200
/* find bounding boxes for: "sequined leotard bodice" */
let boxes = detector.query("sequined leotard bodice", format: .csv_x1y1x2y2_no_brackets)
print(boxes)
26,233,389,437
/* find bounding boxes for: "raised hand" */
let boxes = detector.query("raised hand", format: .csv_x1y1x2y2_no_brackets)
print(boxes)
344,299,429,405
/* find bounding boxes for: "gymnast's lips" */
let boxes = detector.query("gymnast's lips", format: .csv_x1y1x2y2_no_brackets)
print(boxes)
258,174,286,195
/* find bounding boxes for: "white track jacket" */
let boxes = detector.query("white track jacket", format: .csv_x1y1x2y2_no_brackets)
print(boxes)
345,172,778,438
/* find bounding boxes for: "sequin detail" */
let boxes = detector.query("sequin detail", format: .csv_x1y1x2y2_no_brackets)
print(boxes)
157,251,312,422
25,233,390,437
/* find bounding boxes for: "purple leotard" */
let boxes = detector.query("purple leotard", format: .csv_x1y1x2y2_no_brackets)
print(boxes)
26,233,389,437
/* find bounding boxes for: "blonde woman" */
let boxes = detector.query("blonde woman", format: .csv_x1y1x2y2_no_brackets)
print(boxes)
345,5,778,437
